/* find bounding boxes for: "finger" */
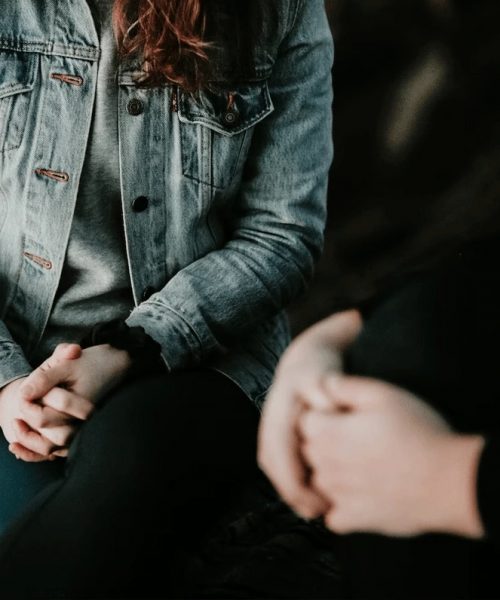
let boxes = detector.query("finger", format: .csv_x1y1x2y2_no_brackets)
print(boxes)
41,388,94,421
36,344,82,373
9,442,54,463
51,448,69,458
323,309,363,350
13,420,58,457
258,400,329,519
20,363,72,402
52,343,82,361
39,423,76,448
20,399,74,430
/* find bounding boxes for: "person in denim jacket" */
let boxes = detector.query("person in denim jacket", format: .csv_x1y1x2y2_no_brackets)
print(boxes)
0,0,332,597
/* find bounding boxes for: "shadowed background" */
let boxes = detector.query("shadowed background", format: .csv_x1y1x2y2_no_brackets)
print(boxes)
289,0,500,332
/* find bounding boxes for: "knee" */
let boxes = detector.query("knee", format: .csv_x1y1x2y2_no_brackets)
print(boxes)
66,376,171,481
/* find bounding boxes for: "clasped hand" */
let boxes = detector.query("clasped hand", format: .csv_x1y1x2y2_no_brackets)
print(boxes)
258,310,485,538
0,343,132,462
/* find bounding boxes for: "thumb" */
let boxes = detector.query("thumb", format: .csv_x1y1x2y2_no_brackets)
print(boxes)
53,343,82,361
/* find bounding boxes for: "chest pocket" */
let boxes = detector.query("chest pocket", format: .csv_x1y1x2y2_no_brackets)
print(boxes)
177,81,274,189
0,50,37,154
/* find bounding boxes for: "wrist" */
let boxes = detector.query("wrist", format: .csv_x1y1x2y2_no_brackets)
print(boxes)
99,344,134,372
432,433,485,538
80,320,165,380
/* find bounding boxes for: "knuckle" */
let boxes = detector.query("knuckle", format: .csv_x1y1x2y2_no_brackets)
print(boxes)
29,412,45,430
35,371,50,388
50,388,70,411
23,404,48,429
59,395,71,412
14,425,28,443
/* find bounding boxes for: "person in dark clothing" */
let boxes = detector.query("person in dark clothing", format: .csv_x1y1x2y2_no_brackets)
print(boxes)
259,236,500,598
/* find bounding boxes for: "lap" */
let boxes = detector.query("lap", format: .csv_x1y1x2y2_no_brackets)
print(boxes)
66,369,258,481
0,369,259,598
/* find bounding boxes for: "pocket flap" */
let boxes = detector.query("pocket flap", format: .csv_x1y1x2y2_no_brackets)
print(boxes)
0,51,36,100
177,81,274,137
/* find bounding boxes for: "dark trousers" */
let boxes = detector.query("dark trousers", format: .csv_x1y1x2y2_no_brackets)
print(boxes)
339,241,500,599
0,370,260,599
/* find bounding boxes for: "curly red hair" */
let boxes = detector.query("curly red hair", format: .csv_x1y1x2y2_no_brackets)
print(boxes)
113,0,210,91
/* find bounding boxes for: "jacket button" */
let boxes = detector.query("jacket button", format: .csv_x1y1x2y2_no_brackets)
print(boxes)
142,286,155,301
131,196,149,212
223,109,239,127
127,98,144,116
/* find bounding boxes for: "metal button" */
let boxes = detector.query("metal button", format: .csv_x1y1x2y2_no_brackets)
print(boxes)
142,286,155,302
223,109,239,127
127,98,144,116
132,196,149,212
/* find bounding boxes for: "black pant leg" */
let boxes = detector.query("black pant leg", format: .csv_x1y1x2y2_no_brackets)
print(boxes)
0,436,64,535
0,370,259,599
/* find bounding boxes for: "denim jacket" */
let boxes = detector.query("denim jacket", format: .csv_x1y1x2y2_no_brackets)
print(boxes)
0,0,333,405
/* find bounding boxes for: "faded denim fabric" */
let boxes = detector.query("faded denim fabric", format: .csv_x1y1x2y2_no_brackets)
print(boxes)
0,0,333,405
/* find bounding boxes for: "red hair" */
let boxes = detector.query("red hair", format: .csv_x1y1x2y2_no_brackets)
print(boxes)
112,0,210,91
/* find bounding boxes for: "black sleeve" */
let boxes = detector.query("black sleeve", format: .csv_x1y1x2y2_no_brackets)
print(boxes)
477,437,500,540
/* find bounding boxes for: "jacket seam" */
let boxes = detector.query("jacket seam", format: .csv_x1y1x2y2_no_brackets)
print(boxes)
0,39,99,61
287,0,304,36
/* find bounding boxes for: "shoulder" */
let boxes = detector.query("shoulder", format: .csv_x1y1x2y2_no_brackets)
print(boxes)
206,0,302,82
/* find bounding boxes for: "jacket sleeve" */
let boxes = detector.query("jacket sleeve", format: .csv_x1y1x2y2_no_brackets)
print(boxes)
126,0,334,369
0,322,32,389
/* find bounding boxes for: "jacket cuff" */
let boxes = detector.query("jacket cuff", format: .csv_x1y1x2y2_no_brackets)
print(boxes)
0,343,33,390
476,436,500,540
125,302,204,371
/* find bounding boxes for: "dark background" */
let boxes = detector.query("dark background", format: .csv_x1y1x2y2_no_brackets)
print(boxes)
289,0,500,333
